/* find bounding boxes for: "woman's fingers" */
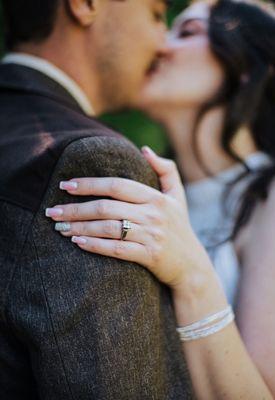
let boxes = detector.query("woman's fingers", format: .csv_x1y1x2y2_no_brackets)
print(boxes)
46,199,144,223
59,177,161,204
55,220,147,244
142,146,184,201
71,236,148,265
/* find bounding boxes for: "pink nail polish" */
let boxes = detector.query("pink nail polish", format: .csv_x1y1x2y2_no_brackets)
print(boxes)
142,146,154,156
72,236,87,245
60,181,78,191
45,208,64,217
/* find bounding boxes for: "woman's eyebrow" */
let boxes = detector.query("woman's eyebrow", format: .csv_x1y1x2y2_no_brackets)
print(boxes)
173,16,208,29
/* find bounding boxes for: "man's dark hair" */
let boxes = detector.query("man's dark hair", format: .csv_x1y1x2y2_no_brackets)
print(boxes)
1,0,176,51
1,0,60,50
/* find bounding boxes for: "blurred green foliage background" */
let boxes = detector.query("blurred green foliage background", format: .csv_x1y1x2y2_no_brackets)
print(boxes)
0,0,185,154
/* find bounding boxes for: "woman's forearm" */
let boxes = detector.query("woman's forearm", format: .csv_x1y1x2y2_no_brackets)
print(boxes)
51,154,275,398
172,274,273,400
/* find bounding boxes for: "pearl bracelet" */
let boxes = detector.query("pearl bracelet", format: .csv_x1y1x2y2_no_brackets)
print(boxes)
177,305,235,342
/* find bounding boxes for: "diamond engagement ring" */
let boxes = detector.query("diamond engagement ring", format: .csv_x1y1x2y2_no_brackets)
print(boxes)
121,220,132,241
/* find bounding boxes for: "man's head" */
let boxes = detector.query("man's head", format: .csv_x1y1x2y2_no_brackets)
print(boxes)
2,0,169,113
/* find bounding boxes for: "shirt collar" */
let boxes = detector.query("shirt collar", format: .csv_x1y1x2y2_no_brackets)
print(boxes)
2,53,95,116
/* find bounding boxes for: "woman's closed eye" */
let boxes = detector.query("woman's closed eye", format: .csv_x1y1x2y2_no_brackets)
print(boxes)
178,19,207,38
179,28,196,38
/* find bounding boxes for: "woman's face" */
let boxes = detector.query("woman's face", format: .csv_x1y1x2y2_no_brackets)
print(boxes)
138,2,225,114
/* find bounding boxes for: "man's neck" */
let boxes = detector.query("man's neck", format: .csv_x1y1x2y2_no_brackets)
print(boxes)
3,52,96,117
15,37,102,115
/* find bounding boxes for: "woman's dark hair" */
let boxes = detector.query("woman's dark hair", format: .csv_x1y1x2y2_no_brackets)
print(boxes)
193,0,275,240
1,0,61,50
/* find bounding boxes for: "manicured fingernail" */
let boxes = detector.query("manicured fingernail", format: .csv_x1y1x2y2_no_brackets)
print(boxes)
45,208,64,217
60,181,78,191
72,236,87,245
55,222,71,232
142,146,154,156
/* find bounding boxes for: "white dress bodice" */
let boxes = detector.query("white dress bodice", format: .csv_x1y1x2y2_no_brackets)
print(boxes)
185,152,272,306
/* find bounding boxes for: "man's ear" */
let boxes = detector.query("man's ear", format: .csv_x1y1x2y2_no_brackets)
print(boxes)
66,0,99,26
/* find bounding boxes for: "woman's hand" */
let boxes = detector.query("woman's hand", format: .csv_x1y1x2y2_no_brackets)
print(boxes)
46,147,213,292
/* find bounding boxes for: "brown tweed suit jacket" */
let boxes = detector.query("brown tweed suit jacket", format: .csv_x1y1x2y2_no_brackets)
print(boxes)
0,64,194,400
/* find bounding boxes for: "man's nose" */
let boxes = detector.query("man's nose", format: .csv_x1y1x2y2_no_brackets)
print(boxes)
156,33,181,59
154,25,169,56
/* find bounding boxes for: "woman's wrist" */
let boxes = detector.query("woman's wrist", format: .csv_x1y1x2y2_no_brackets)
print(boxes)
170,241,217,302
171,267,229,328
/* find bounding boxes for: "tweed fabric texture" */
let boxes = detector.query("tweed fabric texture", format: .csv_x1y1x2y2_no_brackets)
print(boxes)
0,64,194,399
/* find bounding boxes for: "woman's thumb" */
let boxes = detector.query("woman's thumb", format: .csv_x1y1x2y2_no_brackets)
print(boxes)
142,146,184,200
